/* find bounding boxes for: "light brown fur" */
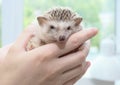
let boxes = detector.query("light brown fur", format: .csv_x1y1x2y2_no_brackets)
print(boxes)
26,7,83,51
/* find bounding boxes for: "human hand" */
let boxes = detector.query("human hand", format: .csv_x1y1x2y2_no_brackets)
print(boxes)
0,25,98,85
0,44,12,63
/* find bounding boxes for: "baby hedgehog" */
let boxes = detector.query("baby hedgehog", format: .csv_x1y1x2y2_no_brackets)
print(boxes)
26,7,83,51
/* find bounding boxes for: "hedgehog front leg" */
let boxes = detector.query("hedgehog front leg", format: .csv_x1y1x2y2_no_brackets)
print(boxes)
26,36,41,51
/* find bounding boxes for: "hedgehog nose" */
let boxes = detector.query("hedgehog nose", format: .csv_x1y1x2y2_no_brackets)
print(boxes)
59,35,65,41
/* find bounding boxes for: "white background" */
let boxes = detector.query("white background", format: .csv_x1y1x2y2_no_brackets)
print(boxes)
2,0,23,46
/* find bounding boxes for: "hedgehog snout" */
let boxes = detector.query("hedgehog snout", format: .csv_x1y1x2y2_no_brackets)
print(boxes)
59,35,66,41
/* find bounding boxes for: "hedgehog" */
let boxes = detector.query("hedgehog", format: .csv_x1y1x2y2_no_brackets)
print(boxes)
26,7,83,51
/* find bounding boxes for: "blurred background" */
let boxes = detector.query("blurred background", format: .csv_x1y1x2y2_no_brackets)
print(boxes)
0,0,115,48
0,0,120,85
24,0,115,50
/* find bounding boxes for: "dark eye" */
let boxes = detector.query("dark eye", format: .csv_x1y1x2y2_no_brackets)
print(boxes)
67,26,71,30
50,25,55,29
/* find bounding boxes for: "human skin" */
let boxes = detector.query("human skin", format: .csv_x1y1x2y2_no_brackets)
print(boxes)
0,25,98,85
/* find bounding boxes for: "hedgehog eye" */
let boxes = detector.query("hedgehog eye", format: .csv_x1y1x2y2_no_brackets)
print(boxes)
67,26,71,30
50,25,55,29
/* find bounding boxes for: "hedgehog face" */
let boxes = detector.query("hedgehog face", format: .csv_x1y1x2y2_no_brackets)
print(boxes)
37,16,82,43
45,20,81,43
37,7,83,43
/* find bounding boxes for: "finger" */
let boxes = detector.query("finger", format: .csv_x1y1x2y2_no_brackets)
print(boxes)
79,40,90,51
29,28,98,58
63,61,91,85
13,26,35,51
63,76,80,85
79,40,91,58
57,41,90,72
59,28,97,56
61,62,86,83
77,61,91,79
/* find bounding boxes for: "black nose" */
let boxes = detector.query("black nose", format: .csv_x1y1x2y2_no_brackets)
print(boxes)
59,36,65,41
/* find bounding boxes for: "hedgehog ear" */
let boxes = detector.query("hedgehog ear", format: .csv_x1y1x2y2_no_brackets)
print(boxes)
74,17,82,26
37,16,47,25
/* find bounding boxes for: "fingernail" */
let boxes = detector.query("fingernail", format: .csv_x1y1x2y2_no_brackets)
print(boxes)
86,61,91,68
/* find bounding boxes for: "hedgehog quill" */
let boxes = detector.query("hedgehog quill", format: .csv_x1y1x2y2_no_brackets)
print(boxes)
26,7,83,51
